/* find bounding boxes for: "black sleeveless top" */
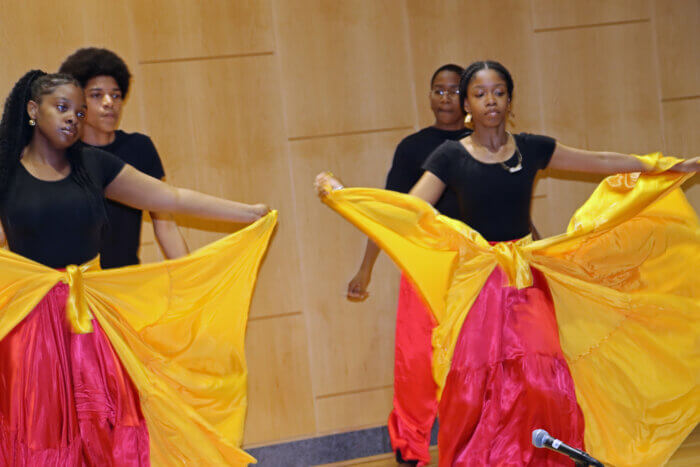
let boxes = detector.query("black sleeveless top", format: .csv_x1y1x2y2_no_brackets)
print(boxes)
1,147,125,268
423,133,556,242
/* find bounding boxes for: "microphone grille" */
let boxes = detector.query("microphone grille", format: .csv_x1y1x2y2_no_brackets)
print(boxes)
532,429,549,448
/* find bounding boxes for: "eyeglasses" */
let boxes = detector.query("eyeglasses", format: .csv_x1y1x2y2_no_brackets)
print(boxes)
431,89,460,98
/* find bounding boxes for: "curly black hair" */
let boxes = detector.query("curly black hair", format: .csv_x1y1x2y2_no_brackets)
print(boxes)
0,70,105,220
59,47,131,97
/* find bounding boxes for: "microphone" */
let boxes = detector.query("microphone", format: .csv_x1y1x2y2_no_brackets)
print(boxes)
532,429,604,466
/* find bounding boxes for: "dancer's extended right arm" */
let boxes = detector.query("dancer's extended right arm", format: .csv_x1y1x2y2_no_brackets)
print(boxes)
322,171,447,300
106,164,270,223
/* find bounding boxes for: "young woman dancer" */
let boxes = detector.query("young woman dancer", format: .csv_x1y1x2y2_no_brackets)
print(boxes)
316,61,699,466
0,71,271,465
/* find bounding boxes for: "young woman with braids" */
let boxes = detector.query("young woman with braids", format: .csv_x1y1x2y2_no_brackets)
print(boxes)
0,71,269,464
316,61,699,466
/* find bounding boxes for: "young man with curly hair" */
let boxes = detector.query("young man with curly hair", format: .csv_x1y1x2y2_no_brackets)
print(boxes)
59,48,189,268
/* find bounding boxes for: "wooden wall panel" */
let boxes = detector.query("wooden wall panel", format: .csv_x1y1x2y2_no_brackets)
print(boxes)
662,98,700,209
534,22,663,233
531,0,650,30
273,0,415,138
136,56,304,318
406,0,544,133
653,0,700,100
315,387,393,434
536,22,662,152
127,0,274,62
653,0,700,211
530,194,553,238
288,130,410,397
243,314,316,445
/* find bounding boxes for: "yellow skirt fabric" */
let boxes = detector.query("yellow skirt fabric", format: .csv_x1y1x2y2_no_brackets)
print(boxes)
321,155,698,467
0,211,278,466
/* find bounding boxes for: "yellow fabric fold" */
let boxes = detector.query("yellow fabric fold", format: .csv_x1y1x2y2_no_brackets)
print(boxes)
62,258,100,334
0,211,278,466
322,155,698,466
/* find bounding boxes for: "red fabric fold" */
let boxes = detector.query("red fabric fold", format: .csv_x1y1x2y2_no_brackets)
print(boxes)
438,266,584,466
388,274,438,466
0,283,149,466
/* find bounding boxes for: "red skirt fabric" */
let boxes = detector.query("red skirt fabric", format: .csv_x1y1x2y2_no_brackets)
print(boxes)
0,282,149,466
388,274,438,466
438,266,584,466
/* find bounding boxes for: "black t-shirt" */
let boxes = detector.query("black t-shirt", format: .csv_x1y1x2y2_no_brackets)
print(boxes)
85,130,166,269
385,126,471,219
1,147,125,269
423,133,556,241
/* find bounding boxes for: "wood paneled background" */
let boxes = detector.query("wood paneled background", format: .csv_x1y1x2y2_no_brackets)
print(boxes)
0,0,697,449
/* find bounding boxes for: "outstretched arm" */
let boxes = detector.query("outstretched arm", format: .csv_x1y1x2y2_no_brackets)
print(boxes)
548,143,700,174
150,212,190,259
347,239,380,301
106,165,269,223
148,176,190,260
316,170,448,300
315,170,447,204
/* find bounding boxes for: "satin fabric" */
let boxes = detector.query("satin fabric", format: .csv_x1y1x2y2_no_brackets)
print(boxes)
0,283,149,465
388,274,437,466
439,266,583,466
0,212,277,465
320,154,699,466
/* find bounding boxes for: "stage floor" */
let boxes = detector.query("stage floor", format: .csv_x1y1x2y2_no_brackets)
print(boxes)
318,426,700,466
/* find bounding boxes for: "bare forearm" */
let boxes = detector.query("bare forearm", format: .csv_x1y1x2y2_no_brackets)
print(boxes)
105,166,267,223
549,144,648,174
581,151,647,173
173,187,261,223
152,214,189,259
358,239,381,274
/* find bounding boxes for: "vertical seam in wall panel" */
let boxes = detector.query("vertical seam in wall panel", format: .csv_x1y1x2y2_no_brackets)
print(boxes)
648,0,667,152
268,0,320,436
401,0,421,131
529,0,553,235
124,5,148,140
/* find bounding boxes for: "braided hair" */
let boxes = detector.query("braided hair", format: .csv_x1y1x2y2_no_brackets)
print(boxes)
0,70,106,220
459,61,514,111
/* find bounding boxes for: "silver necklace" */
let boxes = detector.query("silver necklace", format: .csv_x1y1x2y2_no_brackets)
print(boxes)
467,132,524,173
500,145,523,173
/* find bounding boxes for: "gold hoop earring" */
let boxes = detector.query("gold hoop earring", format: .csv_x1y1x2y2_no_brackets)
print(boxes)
464,113,472,124
29,119,36,127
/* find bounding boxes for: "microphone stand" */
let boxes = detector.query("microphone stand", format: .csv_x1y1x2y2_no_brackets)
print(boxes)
575,458,604,466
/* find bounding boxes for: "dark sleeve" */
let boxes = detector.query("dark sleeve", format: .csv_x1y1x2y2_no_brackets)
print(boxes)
82,147,126,188
519,133,556,170
136,135,166,180
385,141,417,193
422,141,457,185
